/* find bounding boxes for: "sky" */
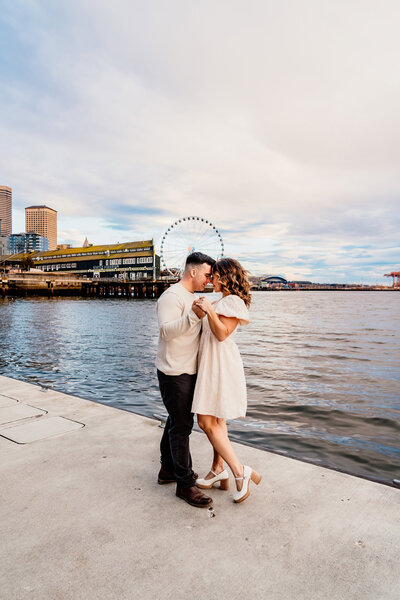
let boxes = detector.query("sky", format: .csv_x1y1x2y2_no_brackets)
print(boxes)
1,0,399,283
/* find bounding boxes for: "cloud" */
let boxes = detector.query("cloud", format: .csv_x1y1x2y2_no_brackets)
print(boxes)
0,0,399,282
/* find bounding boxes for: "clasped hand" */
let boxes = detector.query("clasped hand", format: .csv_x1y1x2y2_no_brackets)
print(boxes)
192,299,206,319
193,296,213,316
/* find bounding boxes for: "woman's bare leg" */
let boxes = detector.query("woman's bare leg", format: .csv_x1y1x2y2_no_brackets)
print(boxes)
202,447,225,481
207,419,226,476
211,447,224,473
204,420,225,480
198,415,244,488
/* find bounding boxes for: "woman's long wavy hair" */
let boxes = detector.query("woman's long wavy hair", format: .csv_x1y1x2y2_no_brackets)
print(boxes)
212,258,252,307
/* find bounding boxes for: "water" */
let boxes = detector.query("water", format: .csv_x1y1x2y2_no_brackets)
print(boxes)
0,291,399,485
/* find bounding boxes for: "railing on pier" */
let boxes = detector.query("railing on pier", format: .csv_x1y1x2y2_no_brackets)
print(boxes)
81,280,171,299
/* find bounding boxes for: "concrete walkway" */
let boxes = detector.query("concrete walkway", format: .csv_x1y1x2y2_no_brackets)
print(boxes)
0,374,399,600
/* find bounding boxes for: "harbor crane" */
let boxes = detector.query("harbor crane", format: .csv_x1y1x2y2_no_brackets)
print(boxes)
384,271,400,288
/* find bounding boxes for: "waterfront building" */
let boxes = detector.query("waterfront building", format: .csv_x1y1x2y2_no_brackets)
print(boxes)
259,275,288,289
8,233,49,254
25,205,57,251
0,186,12,236
32,239,160,280
288,280,313,288
0,235,8,256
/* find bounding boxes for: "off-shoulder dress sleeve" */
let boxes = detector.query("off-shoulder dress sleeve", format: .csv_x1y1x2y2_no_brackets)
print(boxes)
214,294,250,325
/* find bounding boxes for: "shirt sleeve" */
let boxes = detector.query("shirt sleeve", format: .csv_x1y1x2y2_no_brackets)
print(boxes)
214,295,250,325
157,291,200,341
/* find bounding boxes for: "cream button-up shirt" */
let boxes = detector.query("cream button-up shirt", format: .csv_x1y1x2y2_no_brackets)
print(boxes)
155,282,201,376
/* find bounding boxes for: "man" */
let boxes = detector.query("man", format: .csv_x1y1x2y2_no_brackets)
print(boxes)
156,252,215,508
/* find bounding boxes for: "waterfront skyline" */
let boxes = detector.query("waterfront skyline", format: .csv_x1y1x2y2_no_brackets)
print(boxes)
1,1,399,283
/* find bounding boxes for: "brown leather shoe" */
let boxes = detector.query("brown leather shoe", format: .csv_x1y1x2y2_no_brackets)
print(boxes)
157,467,198,485
176,485,213,508
158,466,176,485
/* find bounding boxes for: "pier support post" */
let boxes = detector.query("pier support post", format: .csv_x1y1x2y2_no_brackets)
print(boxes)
46,281,54,298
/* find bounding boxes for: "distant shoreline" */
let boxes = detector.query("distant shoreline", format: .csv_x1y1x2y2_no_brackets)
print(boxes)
252,287,398,292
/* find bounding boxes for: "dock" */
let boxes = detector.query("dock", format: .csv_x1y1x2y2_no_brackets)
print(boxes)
1,272,170,298
1,374,399,599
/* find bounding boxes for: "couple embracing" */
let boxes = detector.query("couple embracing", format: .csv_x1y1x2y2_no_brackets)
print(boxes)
156,252,261,508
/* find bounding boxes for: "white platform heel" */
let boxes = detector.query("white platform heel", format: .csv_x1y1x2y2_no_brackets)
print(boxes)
233,465,261,503
196,469,230,490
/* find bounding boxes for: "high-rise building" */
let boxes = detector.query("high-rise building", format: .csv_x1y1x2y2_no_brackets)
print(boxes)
0,236,8,256
25,205,57,251
8,232,49,254
0,186,12,236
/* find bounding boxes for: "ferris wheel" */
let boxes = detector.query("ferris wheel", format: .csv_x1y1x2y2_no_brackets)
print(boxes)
160,216,224,275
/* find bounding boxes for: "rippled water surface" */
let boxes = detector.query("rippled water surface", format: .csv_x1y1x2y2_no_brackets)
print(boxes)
1,291,399,485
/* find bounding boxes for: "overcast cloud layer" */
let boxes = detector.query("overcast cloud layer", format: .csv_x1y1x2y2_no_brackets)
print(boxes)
1,0,399,282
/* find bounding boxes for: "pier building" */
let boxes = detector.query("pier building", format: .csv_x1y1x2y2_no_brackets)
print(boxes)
32,239,160,280
25,205,57,251
0,186,12,236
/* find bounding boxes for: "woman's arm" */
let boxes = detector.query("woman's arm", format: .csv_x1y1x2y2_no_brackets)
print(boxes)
195,297,238,342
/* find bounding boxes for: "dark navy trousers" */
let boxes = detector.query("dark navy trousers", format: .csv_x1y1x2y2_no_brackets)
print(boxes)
157,370,197,488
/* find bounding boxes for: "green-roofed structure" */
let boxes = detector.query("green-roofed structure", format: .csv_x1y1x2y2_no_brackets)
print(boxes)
6,240,160,281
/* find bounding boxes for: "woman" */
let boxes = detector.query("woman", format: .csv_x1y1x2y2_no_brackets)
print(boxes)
192,258,261,503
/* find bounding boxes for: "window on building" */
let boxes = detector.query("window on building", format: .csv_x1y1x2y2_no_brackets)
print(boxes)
137,257,153,264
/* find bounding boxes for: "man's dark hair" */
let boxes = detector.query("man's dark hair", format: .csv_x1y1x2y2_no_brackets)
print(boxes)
185,252,215,269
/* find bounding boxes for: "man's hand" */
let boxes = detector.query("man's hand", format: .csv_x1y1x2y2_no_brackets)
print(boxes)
192,299,206,319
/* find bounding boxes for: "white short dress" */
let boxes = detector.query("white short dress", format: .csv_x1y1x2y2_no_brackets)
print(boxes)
192,294,250,420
